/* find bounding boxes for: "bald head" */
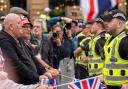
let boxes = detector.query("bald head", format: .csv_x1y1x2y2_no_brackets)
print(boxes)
4,13,20,29
3,13,23,39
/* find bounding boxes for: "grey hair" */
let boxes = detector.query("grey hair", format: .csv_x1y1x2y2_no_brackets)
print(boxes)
33,18,44,29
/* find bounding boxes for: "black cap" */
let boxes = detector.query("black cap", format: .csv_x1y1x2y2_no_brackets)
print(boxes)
85,20,94,28
95,16,104,23
102,10,126,21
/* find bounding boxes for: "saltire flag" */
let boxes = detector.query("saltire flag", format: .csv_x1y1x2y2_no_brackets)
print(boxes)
68,76,106,89
80,0,118,22
49,79,58,89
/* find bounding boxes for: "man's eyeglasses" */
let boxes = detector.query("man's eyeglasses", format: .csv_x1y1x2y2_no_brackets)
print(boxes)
22,25,32,29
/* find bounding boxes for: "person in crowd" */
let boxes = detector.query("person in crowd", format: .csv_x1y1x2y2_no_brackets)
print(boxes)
102,10,128,89
0,13,52,85
0,49,49,89
10,6,59,79
49,24,69,69
71,20,82,38
74,22,92,79
72,20,85,50
88,16,109,77
21,18,59,77
63,23,76,58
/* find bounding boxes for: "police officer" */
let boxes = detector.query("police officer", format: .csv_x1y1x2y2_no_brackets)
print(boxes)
74,23,92,79
88,16,109,77
102,10,128,89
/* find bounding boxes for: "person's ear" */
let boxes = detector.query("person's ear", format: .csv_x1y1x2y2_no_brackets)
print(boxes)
10,24,14,31
117,20,123,28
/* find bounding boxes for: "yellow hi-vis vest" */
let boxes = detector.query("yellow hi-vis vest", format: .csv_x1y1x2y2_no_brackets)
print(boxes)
76,32,85,39
40,14,50,32
88,35,104,76
103,31,128,86
75,36,91,66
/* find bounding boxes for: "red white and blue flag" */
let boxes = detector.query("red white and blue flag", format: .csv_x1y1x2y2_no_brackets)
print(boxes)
99,83,107,89
80,0,118,22
49,79,58,89
68,77,106,89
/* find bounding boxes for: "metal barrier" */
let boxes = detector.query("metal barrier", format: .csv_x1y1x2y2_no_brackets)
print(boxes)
58,57,75,89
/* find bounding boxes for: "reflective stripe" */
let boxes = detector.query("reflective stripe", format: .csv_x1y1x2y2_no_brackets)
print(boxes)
105,64,128,69
89,68,102,73
111,39,117,57
76,60,83,63
75,60,87,66
89,59,103,63
111,32,125,57
105,76,128,81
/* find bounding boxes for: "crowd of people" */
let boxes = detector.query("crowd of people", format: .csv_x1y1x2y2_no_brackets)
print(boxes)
0,6,128,89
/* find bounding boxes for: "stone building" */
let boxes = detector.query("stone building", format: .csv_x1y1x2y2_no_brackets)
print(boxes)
0,0,128,21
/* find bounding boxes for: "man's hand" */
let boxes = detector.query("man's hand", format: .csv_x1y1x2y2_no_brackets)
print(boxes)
80,55,88,63
121,84,128,89
61,17,72,23
39,75,48,80
44,72,53,79
54,38,61,46
46,68,59,78
39,72,54,80
48,31,52,39
31,44,38,49
39,72,53,80
0,71,8,80
74,47,82,57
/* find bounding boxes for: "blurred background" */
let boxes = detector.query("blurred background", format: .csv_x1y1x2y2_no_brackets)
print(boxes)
0,0,128,21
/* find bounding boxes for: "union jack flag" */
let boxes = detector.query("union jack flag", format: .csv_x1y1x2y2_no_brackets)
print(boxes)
68,77,106,89
99,83,107,89
49,79,58,89
80,0,118,22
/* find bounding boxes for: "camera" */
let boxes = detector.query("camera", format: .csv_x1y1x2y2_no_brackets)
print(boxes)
52,32,58,38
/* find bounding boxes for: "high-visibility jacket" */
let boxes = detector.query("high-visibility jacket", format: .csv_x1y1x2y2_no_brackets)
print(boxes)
88,32,110,77
75,36,91,66
103,31,128,86
40,14,50,32
88,35,103,76
76,32,85,38
76,32,86,46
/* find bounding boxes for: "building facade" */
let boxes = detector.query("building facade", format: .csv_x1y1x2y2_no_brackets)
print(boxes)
1,0,128,21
